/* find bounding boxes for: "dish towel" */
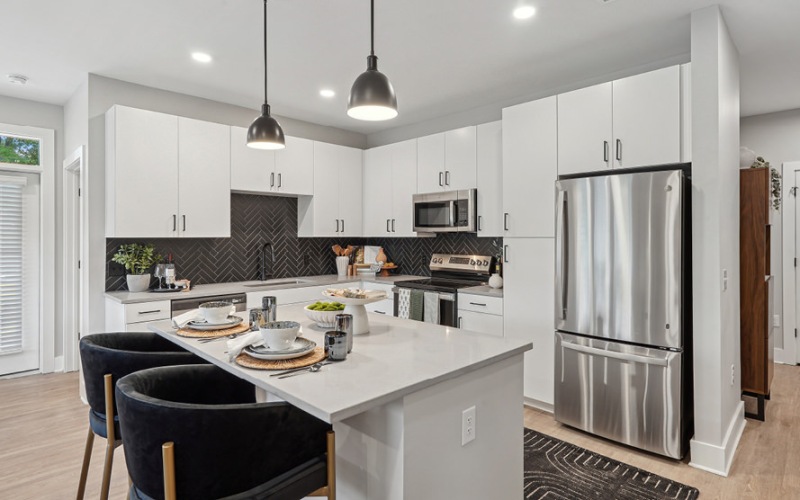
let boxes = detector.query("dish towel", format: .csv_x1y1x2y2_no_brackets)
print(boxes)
226,331,263,362
172,309,203,329
397,289,411,319
423,292,440,324
409,290,425,322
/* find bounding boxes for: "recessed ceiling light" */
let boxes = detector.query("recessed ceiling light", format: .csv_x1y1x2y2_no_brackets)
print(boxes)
191,52,213,63
7,74,28,85
513,5,536,20
320,89,336,98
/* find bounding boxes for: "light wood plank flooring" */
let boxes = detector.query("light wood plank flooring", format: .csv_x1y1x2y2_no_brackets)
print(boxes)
1,364,798,499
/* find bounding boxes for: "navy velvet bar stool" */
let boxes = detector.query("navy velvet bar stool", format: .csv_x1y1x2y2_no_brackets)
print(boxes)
77,332,205,500
115,364,335,500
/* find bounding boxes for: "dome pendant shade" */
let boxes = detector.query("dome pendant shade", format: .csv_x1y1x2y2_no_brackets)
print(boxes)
247,103,285,150
347,56,398,121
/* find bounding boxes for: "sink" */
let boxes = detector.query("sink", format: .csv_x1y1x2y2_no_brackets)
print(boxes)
243,279,312,288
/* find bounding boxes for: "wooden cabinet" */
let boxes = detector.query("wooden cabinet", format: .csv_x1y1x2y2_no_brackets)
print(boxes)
740,167,775,420
106,105,230,238
417,126,476,193
502,238,555,406
476,121,503,237
231,129,314,196
299,142,362,237
502,96,558,238
363,139,417,237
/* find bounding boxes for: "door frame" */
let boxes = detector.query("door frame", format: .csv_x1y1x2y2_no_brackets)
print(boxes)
63,146,87,372
781,161,800,365
0,123,55,374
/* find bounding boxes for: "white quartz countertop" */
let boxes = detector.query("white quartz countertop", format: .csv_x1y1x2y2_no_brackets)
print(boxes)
147,304,530,423
459,285,504,298
105,274,422,304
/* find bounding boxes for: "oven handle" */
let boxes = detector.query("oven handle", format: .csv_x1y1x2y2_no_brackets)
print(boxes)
392,287,455,302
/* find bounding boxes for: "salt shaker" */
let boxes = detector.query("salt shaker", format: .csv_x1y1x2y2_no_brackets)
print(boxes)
335,314,353,353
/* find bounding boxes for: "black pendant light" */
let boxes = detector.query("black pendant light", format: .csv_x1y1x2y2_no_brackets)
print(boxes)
347,0,398,121
247,0,285,149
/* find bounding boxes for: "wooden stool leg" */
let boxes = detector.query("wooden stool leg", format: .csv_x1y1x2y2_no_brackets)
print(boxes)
162,442,177,500
327,431,336,500
100,442,115,500
75,427,94,500
100,374,116,500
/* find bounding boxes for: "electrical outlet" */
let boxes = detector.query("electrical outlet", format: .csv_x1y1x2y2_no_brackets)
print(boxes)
462,406,476,446
774,314,781,327
730,364,735,386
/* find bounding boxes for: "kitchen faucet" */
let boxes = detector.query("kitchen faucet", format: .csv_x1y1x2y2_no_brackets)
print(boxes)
260,242,274,281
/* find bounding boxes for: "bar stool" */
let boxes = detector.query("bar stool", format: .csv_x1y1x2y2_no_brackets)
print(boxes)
77,332,205,500
115,364,335,500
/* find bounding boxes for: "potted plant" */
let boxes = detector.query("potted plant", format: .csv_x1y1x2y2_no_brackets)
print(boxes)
112,243,161,292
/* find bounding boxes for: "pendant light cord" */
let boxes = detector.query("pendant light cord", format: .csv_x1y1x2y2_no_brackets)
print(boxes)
370,0,375,56
263,0,268,104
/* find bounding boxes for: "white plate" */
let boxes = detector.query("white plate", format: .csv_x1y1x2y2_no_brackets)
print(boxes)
244,338,316,361
186,316,244,331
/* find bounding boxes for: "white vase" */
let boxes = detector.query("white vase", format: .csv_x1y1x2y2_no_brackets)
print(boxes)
126,273,151,292
488,273,503,289
336,256,349,278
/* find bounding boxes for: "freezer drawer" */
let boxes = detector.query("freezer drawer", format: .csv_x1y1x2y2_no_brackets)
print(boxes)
554,332,685,458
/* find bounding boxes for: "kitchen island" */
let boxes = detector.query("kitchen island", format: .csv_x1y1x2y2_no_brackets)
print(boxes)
148,303,530,499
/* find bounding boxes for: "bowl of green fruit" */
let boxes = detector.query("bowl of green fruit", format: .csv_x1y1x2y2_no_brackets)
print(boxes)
304,301,346,328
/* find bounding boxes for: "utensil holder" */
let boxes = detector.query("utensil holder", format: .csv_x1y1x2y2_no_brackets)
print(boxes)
336,256,349,278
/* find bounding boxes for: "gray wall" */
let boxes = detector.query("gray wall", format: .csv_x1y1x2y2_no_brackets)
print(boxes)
0,95,65,358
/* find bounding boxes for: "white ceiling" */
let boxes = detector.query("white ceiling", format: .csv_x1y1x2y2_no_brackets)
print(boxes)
2,0,799,134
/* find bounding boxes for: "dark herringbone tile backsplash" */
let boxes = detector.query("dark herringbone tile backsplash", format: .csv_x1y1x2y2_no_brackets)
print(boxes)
106,194,502,291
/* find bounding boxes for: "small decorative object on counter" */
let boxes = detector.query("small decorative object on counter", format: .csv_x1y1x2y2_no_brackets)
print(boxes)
335,314,354,353
261,296,277,323
325,331,348,361
112,243,161,293
488,273,504,289
376,247,387,264
336,256,349,278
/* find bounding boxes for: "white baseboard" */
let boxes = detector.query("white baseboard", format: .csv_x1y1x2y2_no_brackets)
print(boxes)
774,347,796,366
54,355,64,373
689,401,745,476
524,397,553,413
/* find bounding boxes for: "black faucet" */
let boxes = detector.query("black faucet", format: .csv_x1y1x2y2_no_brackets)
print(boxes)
260,242,274,281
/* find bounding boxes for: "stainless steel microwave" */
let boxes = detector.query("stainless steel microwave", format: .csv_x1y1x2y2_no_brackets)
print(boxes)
413,189,477,233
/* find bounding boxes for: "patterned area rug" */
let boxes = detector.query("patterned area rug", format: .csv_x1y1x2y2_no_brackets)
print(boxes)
524,429,699,500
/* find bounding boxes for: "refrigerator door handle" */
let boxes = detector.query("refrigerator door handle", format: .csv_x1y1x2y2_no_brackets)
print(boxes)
561,341,670,367
555,189,568,320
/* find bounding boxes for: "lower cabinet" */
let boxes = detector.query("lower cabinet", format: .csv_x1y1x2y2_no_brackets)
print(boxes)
365,299,394,316
105,299,171,332
502,238,555,407
457,293,503,337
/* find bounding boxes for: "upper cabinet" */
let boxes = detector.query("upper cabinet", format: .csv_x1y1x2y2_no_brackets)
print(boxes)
364,140,418,237
298,142,363,237
417,126,476,193
476,121,503,238
557,65,683,176
230,128,314,196
106,105,230,238
502,96,558,238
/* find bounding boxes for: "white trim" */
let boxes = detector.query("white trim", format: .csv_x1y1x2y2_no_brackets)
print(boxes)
54,355,64,373
63,146,87,373
0,174,28,186
523,398,554,413
780,161,800,365
689,401,745,476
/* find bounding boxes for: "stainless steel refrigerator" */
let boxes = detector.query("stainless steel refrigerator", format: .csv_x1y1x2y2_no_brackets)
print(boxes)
553,168,692,459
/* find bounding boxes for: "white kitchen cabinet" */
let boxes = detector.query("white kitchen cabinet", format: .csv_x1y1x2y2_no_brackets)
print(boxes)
363,139,417,237
417,133,445,193
230,126,274,193
105,298,171,332
557,83,613,176
106,106,179,238
458,310,503,337
299,142,362,237
178,117,231,238
365,299,394,317
503,237,554,406
416,126,476,193
275,136,314,196
502,96,558,238
476,121,503,237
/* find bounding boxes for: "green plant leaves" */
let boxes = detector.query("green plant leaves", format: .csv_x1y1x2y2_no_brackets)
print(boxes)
112,243,162,275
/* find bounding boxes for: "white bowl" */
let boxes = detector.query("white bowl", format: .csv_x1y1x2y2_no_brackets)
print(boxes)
303,305,345,328
199,301,233,324
260,321,301,351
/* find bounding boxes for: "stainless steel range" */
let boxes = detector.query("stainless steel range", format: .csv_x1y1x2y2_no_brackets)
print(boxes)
393,254,493,327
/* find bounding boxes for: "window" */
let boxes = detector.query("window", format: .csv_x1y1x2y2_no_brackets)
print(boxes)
0,134,40,167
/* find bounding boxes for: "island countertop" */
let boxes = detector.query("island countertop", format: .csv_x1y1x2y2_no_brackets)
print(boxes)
147,303,531,423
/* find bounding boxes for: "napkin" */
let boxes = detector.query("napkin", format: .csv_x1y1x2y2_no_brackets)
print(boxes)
226,331,262,362
172,309,203,329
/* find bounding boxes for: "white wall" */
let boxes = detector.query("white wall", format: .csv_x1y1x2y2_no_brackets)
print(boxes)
689,5,745,476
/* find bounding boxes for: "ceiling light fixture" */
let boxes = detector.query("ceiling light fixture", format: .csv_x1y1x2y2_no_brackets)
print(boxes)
347,0,398,121
513,5,536,20
191,52,213,63
247,0,285,150
320,89,336,98
7,74,28,85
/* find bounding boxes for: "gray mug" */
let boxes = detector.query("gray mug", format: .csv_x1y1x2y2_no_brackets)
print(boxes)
334,314,353,353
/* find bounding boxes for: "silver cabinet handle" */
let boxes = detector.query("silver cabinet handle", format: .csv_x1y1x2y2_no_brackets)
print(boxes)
469,302,486,307
561,341,670,367
604,141,609,163
504,245,509,263
138,309,161,315
458,316,463,328
386,219,391,233
336,219,340,233
616,139,622,162
172,214,177,232
341,219,345,233
445,171,451,186
504,213,509,231
182,215,186,232
392,219,396,232
439,172,444,187
270,172,275,187
478,215,482,231
277,173,282,188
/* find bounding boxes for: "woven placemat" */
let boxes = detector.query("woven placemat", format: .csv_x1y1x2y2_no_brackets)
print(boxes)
176,322,252,339
235,347,326,371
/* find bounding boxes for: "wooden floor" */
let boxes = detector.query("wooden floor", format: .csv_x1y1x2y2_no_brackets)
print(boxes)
1,365,798,499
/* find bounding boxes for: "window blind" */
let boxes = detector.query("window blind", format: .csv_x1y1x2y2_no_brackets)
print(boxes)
0,176,25,355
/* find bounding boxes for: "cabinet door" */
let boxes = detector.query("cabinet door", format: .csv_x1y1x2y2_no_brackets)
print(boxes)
337,145,363,237
503,237,555,405
275,136,314,196
108,106,178,237
557,83,612,176
612,65,681,169
363,146,393,236
417,133,445,193
457,310,503,337
230,126,274,193
445,126,477,190
502,96,558,238
366,298,394,316
178,117,231,237
391,139,418,237
476,121,503,237
312,142,342,237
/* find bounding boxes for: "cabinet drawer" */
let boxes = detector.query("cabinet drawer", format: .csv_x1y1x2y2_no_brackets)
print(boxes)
366,299,394,317
457,310,504,337
124,300,171,324
458,293,503,315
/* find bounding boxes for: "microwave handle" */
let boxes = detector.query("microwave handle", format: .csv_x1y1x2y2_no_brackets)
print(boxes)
449,200,456,227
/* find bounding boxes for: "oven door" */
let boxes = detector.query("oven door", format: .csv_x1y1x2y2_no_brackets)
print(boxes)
413,190,476,233
393,288,457,327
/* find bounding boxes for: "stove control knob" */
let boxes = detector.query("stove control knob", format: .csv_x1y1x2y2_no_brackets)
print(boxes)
470,259,476,266
482,259,489,266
